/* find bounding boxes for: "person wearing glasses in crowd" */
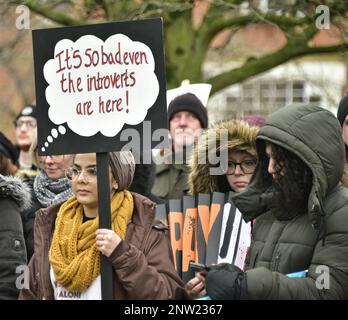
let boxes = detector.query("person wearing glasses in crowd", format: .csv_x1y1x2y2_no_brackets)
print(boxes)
186,119,260,298
14,105,39,182
19,151,187,300
21,139,74,261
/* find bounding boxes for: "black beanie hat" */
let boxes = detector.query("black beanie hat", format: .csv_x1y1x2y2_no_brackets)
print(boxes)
14,104,37,125
337,94,348,127
0,132,19,165
168,93,208,128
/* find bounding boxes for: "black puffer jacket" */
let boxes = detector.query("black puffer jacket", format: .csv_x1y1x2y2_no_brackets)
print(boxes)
0,175,30,299
21,191,41,261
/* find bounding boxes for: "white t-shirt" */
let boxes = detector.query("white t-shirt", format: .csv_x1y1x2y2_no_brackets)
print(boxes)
50,267,102,300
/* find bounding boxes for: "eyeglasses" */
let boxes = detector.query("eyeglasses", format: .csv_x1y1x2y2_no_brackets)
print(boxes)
66,167,98,181
226,159,257,175
15,119,37,128
39,155,65,163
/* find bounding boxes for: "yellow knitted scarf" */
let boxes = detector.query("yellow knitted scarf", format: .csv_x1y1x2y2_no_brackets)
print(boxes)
49,190,134,292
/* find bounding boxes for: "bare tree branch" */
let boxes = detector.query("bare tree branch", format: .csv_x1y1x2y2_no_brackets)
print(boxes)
2,0,348,97
201,11,310,48
208,41,348,94
13,0,86,25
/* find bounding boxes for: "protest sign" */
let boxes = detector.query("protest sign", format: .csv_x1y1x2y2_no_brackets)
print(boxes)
168,199,183,278
32,18,167,156
181,196,197,283
165,192,251,281
32,18,167,299
196,194,210,264
205,192,225,266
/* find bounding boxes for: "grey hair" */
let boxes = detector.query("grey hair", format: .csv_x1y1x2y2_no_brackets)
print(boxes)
108,151,135,191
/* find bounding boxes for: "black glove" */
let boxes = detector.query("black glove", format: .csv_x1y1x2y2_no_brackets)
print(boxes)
206,263,249,300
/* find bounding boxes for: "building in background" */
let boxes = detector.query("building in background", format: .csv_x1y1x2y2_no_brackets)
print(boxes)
206,59,346,123
205,21,347,123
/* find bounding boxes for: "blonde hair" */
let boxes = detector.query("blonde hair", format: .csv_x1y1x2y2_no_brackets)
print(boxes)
29,137,43,169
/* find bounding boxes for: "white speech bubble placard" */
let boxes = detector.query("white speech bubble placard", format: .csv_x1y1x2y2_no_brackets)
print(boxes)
166,83,212,108
43,34,159,137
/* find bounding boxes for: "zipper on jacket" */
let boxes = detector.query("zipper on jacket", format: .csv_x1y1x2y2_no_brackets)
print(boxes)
250,251,258,268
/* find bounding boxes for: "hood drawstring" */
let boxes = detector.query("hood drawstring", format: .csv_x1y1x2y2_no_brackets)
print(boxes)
318,198,327,246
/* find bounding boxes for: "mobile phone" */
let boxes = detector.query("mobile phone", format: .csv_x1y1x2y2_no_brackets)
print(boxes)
189,262,210,272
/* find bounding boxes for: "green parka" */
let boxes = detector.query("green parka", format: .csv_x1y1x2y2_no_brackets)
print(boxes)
152,150,191,200
232,104,348,299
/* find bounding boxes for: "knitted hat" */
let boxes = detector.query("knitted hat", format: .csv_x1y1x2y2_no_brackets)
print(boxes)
0,132,19,165
168,93,208,128
14,104,37,124
108,151,135,191
337,94,348,127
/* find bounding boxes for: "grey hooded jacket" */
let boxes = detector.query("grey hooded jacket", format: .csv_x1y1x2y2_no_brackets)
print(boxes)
232,104,348,299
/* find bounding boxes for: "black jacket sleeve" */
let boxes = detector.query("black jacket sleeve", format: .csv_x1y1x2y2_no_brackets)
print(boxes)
0,198,27,299
21,194,41,261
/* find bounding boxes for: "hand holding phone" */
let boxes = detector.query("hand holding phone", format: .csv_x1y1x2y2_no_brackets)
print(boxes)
189,262,210,273
186,263,208,299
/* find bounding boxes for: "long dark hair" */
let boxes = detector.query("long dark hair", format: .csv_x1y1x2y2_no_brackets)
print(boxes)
260,142,313,215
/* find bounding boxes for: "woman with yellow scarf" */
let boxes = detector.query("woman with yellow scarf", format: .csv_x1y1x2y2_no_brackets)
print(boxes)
19,151,186,300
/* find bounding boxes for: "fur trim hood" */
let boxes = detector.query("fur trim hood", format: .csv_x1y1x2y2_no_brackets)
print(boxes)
0,174,32,212
189,120,259,194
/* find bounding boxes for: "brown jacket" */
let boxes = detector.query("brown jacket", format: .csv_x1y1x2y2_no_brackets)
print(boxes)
19,192,187,300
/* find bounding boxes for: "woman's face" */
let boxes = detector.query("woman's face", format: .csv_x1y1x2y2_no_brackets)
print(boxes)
226,150,256,193
342,114,348,146
39,154,73,180
265,143,284,180
71,153,116,210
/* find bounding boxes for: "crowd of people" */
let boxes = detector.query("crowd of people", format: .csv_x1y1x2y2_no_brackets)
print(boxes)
1,90,348,300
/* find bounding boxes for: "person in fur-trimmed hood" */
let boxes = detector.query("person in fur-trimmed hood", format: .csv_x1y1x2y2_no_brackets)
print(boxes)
189,120,259,195
186,120,259,298
0,174,30,299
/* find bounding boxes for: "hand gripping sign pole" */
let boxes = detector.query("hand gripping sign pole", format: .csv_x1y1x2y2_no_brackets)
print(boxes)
96,152,113,300
33,18,167,300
